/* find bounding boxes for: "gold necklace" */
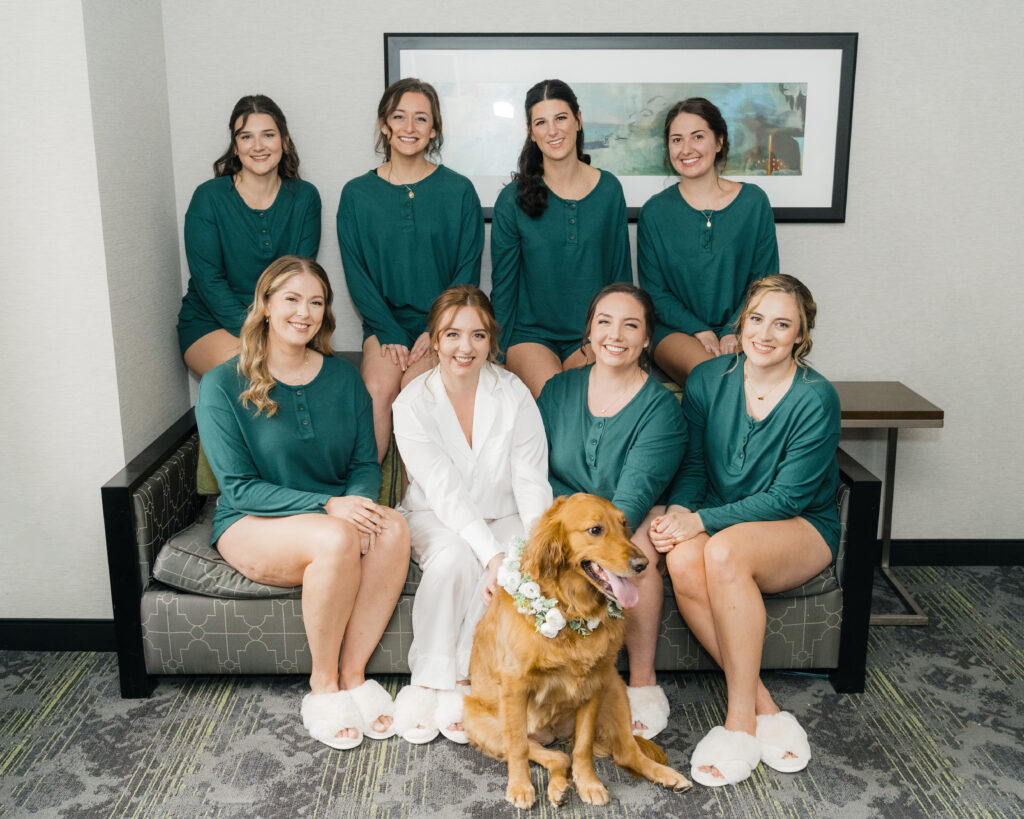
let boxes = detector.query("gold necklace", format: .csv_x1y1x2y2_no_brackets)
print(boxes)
744,361,794,401
385,162,425,199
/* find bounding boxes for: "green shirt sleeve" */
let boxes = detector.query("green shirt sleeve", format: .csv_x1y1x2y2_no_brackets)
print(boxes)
489,184,521,354
337,179,412,347
722,193,779,334
184,188,249,333
638,203,709,336
196,377,331,518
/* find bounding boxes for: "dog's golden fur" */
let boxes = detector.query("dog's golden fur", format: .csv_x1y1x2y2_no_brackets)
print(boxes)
464,494,691,808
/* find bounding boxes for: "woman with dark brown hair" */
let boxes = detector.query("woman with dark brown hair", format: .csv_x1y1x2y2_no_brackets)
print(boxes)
178,95,321,377
196,256,409,751
490,79,631,398
638,97,778,388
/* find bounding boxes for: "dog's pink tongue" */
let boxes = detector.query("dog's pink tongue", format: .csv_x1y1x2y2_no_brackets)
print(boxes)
605,572,639,609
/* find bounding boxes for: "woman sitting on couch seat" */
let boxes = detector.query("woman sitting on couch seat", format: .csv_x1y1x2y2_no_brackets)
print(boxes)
536,283,687,741
391,285,552,744
651,274,840,787
196,255,410,751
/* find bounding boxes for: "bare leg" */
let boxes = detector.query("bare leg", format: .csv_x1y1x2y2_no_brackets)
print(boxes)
665,534,777,715
624,510,666,732
218,513,365,742
338,508,410,733
653,333,714,389
183,329,241,378
506,343,564,398
361,336,405,462
667,519,831,779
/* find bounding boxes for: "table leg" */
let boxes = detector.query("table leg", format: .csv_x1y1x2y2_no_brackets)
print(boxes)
870,427,929,626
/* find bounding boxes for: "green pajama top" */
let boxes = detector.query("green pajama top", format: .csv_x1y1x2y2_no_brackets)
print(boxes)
196,355,381,545
490,170,632,352
637,183,778,338
337,166,484,348
537,365,687,532
667,354,841,558
177,176,322,354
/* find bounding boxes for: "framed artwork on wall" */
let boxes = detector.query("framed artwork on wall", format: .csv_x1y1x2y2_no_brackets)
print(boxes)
384,33,857,222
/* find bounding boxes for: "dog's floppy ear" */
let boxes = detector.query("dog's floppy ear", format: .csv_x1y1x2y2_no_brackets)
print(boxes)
524,496,569,579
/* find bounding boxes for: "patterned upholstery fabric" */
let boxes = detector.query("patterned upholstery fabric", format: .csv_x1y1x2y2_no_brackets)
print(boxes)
132,435,205,590
152,500,301,600
132,436,849,676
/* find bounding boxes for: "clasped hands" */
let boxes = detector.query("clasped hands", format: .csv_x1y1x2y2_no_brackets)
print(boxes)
324,495,389,554
648,505,706,554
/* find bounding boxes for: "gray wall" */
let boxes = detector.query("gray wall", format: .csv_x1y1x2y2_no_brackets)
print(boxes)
1,0,1020,620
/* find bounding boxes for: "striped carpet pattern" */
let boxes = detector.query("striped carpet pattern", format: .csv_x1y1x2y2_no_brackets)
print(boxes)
1,566,1022,818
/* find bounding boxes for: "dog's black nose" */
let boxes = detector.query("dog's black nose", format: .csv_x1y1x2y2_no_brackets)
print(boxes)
630,555,649,574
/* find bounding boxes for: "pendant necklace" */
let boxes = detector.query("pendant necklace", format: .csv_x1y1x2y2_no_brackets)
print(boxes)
701,209,713,228
386,163,420,199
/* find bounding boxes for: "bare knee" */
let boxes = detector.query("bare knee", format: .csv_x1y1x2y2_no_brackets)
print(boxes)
703,531,746,586
666,542,708,598
376,509,411,558
362,370,401,407
308,519,362,569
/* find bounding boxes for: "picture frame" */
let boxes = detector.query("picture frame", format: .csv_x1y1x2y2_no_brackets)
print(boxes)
384,33,857,222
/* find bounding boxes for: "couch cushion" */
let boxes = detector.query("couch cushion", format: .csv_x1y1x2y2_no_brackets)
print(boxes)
152,500,302,599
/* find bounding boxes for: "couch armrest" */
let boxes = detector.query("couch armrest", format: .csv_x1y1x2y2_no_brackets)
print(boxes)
102,407,202,697
829,447,882,693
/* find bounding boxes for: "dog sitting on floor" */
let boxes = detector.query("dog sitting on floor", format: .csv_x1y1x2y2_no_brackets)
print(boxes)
463,494,692,808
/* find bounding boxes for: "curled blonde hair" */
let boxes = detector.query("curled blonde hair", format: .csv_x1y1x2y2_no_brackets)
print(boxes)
238,256,335,416
734,274,817,366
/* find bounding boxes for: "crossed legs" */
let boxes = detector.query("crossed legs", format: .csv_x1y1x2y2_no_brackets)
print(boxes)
506,342,590,399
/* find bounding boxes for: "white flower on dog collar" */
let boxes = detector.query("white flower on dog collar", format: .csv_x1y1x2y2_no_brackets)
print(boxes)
498,538,623,638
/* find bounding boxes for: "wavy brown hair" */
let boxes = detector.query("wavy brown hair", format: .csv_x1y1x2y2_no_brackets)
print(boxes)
213,94,300,179
238,256,335,416
734,274,817,366
426,284,500,363
375,78,443,162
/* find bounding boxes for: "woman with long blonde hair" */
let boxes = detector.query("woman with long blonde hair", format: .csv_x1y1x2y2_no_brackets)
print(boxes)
196,255,410,750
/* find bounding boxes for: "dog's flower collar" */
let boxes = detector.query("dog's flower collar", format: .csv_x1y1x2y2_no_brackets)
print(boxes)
498,538,623,638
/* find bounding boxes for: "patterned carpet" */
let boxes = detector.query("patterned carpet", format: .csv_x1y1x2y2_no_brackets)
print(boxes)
1,566,1022,818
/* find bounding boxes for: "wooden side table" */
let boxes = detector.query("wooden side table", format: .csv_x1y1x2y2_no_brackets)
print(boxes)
833,381,945,626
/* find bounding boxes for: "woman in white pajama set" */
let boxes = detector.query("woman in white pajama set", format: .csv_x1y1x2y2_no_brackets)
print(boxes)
391,284,552,744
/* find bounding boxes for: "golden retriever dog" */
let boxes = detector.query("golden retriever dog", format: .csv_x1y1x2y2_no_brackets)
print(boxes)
464,494,692,808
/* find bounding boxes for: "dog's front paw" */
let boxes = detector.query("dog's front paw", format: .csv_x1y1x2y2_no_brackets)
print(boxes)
652,763,693,793
506,780,536,809
547,774,572,805
574,775,609,806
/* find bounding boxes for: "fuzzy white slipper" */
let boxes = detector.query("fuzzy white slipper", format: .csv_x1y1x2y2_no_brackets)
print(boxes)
393,685,439,744
348,679,397,740
756,711,811,773
435,687,468,744
301,690,363,750
690,726,761,787
627,685,670,739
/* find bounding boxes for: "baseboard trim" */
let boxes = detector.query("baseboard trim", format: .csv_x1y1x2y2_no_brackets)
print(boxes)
0,619,116,651
888,539,1024,566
